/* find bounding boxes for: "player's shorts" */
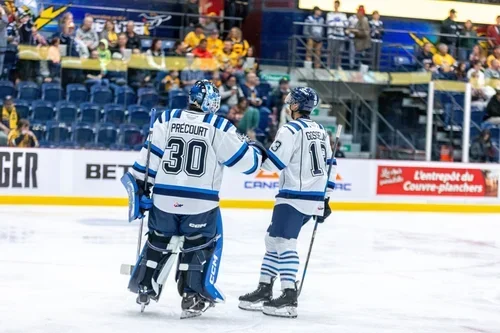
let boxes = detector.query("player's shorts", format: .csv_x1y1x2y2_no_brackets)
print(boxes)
148,206,219,238
267,204,312,240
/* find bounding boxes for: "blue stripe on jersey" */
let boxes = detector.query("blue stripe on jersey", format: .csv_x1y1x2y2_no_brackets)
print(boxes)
203,113,214,124
153,184,219,201
328,181,335,189
158,111,163,123
214,116,224,129
280,251,297,256
243,148,259,175
132,162,157,178
223,120,233,132
224,143,249,167
173,109,182,118
277,189,324,202
143,141,164,158
283,125,295,135
267,150,286,170
164,110,171,122
296,119,308,128
319,124,324,130
288,122,301,132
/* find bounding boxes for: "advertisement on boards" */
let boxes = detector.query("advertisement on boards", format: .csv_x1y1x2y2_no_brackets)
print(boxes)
0,148,62,195
377,165,499,197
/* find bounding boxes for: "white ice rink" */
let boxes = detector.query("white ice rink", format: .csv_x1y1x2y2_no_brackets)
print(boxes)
1,206,499,333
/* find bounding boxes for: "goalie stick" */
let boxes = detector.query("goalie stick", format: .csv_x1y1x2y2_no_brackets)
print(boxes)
298,124,342,296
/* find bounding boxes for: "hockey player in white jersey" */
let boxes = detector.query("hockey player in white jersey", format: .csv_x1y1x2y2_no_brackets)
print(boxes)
238,87,336,318
121,80,266,318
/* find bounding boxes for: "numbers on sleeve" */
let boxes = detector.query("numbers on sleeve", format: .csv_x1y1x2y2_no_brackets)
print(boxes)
270,140,282,152
163,137,208,177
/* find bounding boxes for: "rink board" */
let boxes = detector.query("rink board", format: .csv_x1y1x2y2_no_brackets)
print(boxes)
0,148,499,213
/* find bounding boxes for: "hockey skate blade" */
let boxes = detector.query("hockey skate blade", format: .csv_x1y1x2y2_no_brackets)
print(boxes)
238,300,264,311
180,310,203,319
120,264,134,275
262,306,298,318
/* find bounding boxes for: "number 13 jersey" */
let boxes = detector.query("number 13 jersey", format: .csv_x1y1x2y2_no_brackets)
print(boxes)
263,118,337,216
130,109,262,215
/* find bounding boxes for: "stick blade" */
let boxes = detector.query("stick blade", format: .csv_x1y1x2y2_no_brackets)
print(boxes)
120,264,134,276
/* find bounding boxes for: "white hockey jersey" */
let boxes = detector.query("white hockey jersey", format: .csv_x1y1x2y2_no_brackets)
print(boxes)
130,109,262,215
263,118,336,216
326,11,348,38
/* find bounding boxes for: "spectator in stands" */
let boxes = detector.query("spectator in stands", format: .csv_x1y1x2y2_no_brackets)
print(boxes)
433,43,456,72
30,25,47,46
458,20,477,61
0,122,8,146
203,13,218,34
241,46,258,73
485,59,500,79
16,13,32,45
455,62,468,81
417,42,434,67
76,16,99,52
467,60,485,84
304,6,324,69
271,77,290,121
180,53,204,91
85,49,106,84
219,74,244,115
487,16,500,49
216,40,239,72
184,0,200,28
241,72,271,117
167,41,185,57
485,90,500,125
326,0,348,69
229,27,249,57
125,21,141,52
192,38,213,58
369,10,384,41
47,37,61,82
440,9,460,55
145,38,166,86
100,19,118,49
98,39,111,64
162,70,180,93
7,119,38,147
469,44,486,66
212,70,222,88
111,33,130,60
183,24,205,52
470,129,495,163
487,46,500,68
1,96,17,130
228,97,260,139
345,6,371,67
0,5,8,78
7,14,21,46
59,12,73,32
207,29,223,55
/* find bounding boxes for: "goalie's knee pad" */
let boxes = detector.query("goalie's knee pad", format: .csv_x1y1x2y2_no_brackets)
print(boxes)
176,235,217,298
129,231,183,298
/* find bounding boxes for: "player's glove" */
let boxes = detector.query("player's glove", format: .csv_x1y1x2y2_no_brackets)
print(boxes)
316,197,331,223
248,140,268,162
136,179,153,218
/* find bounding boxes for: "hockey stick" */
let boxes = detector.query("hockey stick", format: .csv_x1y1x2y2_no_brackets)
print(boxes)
298,124,342,296
136,108,157,260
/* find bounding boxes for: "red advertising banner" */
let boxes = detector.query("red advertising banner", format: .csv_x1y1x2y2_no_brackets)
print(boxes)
377,166,499,197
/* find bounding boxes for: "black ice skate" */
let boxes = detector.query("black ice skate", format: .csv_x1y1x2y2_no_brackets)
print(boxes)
238,280,274,311
136,288,153,313
180,293,213,319
262,288,298,318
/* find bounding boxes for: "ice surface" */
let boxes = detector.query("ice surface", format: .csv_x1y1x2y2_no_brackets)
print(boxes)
1,206,500,333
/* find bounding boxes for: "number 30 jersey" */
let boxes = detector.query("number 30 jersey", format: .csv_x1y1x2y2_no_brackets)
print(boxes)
130,109,262,215
263,118,337,216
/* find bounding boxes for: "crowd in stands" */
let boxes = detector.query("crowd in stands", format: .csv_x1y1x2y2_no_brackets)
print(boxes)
0,2,291,149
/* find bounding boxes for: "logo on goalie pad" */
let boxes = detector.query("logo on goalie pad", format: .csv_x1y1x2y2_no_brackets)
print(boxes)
189,223,207,228
210,254,219,284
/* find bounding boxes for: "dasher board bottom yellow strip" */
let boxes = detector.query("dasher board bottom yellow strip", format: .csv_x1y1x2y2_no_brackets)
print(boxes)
1,196,500,213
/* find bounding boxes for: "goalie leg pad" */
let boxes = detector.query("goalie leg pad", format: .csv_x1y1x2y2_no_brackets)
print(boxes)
129,231,183,299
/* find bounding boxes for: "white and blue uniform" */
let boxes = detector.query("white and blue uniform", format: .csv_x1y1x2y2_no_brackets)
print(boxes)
259,118,336,290
131,108,262,219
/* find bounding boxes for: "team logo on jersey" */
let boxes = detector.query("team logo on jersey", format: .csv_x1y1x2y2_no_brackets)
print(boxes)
174,202,184,207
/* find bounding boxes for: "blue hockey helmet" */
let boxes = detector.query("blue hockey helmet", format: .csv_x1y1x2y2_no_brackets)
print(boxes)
189,80,221,113
285,87,319,113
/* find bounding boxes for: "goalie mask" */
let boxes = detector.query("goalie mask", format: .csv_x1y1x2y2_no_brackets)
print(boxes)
189,80,221,113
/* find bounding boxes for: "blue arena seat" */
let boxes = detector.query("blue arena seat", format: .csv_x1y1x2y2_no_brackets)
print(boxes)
56,101,78,124
120,124,143,147
67,84,88,104
46,121,71,143
104,104,126,125
73,122,96,145
97,123,118,147
14,99,30,119
0,80,15,100
42,83,63,102
17,81,40,102
31,100,54,122
115,85,136,106
137,88,159,109
91,85,113,106
129,109,150,128
80,102,101,123
169,93,189,110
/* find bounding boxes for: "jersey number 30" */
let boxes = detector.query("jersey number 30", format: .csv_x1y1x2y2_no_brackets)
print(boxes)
163,137,208,177
309,142,326,176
